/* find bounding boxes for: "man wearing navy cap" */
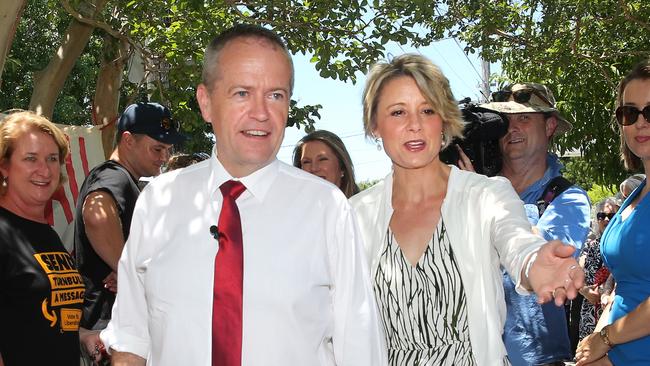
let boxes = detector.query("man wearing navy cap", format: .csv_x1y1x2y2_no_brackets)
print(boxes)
74,102,184,363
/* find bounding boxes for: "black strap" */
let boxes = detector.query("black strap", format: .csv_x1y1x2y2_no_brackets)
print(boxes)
536,176,573,217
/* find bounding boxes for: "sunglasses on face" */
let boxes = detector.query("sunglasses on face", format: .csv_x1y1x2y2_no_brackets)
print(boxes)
491,88,553,107
615,105,650,126
596,212,615,221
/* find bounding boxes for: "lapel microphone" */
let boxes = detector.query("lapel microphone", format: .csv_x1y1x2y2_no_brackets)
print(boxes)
209,225,219,240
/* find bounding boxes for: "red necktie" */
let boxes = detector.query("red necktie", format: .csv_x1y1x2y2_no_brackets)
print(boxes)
212,180,246,366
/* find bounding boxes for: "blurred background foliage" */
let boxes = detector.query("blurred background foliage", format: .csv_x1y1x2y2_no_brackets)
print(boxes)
1,0,648,188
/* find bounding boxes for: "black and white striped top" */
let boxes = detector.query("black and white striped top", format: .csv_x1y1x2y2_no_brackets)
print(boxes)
373,218,476,366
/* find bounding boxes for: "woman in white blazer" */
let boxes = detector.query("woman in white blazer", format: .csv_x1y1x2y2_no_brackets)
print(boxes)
349,54,585,366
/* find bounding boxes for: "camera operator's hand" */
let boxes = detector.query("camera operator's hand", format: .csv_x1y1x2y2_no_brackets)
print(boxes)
456,145,476,172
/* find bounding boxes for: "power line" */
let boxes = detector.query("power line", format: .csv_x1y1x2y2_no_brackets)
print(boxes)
430,6,484,95
427,43,477,93
338,131,366,139
452,38,483,80
393,41,477,97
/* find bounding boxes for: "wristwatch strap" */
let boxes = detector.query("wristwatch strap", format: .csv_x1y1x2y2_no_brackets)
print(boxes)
600,325,614,348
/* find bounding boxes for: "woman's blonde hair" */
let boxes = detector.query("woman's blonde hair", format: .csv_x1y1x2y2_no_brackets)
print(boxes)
362,53,465,149
0,111,69,195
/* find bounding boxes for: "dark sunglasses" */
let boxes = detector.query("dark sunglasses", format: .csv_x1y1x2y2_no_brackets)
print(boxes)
615,105,650,126
596,212,615,221
491,88,553,107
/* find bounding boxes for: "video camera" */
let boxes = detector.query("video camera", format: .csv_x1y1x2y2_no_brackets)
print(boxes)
439,98,509,177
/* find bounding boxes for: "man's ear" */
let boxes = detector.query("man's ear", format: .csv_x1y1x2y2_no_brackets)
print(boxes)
196,84,212,124
545,115,558,138
122,131,136,148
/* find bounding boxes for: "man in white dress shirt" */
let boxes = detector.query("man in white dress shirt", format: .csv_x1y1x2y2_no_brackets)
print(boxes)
101,24,386,366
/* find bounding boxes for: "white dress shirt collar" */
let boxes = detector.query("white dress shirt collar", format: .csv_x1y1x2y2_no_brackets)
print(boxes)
208,152,279,202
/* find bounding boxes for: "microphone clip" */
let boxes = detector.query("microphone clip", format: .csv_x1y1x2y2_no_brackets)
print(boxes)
209,225,219,240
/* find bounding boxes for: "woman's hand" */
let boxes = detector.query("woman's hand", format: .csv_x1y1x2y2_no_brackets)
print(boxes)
456,146,476,172
526,241,584,306
575,331,610,365
103,271,117,293
579,284,601,305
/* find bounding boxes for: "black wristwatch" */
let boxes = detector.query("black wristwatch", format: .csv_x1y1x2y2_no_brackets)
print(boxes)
599,325,614,348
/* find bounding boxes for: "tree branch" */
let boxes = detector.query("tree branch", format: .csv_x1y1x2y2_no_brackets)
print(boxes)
59,0,152,62
492,29,530,47
619,0,650,32
574,53,617,89
571,16,580,55
154,74,168,105
226,2,359,37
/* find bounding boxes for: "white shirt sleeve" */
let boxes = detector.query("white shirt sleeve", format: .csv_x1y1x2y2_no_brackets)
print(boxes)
487,178,545,293
100,193,153,358
329,201,388,366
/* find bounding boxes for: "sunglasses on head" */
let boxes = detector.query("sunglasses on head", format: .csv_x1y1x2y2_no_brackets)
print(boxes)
615,105,650,126
596,212,615,221
491,88,553,107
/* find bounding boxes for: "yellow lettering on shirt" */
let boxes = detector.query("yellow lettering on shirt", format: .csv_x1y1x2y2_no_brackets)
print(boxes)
51,288,85,307
33,252,77,274
34,251,85,330
60,308,81,331
48,272,84,289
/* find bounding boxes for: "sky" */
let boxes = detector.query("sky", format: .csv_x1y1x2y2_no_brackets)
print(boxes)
276,38,500,182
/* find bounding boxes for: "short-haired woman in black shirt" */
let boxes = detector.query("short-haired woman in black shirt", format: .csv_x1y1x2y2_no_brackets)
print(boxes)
0,111,85,365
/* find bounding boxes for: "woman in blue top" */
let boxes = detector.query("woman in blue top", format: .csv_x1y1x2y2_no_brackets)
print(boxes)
576,59,650,365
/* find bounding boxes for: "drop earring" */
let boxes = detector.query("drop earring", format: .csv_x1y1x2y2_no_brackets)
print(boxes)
1,177,6,188
375,137,382,151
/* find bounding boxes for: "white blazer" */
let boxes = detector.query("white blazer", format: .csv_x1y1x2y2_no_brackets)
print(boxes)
350,165,546,365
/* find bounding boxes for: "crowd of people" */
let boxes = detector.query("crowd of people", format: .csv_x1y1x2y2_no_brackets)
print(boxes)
0,23,648,366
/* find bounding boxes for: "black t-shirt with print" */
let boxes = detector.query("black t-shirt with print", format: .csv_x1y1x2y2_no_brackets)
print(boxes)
0,206,84,366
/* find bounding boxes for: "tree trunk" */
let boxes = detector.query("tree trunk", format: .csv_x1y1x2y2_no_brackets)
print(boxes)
0,0,27,90
28,0,108,119
93,34,127,158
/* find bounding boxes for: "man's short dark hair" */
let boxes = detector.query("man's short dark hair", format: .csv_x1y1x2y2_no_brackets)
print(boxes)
201,24,294,94
114,130,145,147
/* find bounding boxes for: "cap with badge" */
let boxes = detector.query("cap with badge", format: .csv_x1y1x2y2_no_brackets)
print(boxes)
480,82,572,135
117,102,186,144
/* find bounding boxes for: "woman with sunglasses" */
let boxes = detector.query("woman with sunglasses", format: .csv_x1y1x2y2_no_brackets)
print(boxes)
576,60,650,366
577,198,620,342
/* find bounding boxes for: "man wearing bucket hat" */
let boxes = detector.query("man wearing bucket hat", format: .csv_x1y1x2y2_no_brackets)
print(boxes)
481,83,591,365
74,102,185,363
